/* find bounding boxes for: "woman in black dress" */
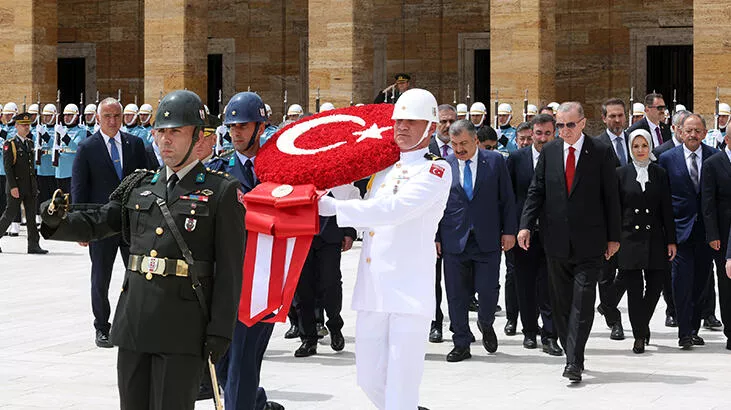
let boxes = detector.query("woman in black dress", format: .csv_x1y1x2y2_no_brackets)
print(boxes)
615,129,677,353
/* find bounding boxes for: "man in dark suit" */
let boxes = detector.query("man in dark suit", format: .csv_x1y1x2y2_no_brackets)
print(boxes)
593,98,630,340
71,97,147,348
437,119,517,362
427,104,457,343
658,113,719,349
701,131,731,350
506,114,562,355
518,102,621,382
627,93,672,148
145,139,163,169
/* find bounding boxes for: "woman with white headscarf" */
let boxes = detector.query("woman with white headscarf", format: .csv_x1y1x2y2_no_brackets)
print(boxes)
615,129,677,354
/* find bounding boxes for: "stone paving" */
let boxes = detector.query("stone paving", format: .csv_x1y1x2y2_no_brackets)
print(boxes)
1,230,730,409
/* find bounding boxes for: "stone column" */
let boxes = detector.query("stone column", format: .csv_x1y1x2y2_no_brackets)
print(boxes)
0,0,57,105
308,0,373,111
144,0,208,111
693,0,731,122
490,0,555,116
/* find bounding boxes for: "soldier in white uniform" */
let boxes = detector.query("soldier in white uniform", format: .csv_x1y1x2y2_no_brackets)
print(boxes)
319,88,451,410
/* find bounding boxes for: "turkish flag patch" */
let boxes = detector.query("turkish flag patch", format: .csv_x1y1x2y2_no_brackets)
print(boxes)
429,164,445,178
255,104,400,189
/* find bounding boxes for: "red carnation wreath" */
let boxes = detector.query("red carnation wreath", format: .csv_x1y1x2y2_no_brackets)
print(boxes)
255,104,400,189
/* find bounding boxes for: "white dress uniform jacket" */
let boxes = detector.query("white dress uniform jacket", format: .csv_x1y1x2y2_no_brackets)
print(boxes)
331,148,451,318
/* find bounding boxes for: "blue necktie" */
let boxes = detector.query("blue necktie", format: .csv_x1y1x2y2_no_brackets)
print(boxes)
109,138,123,180
463,159,473,200
614,137,627,166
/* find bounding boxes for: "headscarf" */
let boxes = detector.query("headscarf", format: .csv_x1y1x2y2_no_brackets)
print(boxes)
628,129,656,191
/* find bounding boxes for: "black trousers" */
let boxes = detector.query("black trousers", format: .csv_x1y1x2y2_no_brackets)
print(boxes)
295,237,344,342
89,234,130,333
702,266,717,319
433,256,444,328
0,176,21,228
117,348,203,410
504,249,520,322
663,269,676,317
597,257,626,326
0,190,39,247
512,233,555,342
615,269,666,340
712,249,731,339
672,240,713,338
36,175,56,212
546,254,601,367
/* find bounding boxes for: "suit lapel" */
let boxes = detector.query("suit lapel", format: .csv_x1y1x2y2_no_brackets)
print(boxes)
522,148,534,182
94,133,117,175
121,132,133,176
673,147,695,191
448,157,467,198
471,151,488,198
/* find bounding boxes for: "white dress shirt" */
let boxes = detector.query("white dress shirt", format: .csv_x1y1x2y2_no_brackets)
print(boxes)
531,145,541,170
457,149,478,189
646,117,663,148
683,144,703,179
563,134,585,170
607,129,626,157
236,151,257,179
436,137,453,157
100,129,123,167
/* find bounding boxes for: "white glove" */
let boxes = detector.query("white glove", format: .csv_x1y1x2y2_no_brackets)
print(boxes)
54,123,67,138
318,195,337,216
329,183,361,200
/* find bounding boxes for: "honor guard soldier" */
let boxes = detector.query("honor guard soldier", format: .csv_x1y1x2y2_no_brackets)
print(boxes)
259,103,278,146
39,90,244,410
121,103,139,134
496,103,518,154
456,103,469,120
279,103,303,128
0,112,48,254
374,73,411,104
83,103,98,136
526,104,538,122
1,102,20,237
137,103,155,146
56,104,87,194
469,102,487,130
718,103,730,137
28,103,40,126
36,105,58,216
631,102,645,125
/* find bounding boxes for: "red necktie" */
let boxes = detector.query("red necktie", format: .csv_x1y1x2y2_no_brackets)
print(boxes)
565,146,576,194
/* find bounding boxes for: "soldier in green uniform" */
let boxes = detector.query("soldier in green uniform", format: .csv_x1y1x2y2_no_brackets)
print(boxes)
0,112,47,254
39,90,245,409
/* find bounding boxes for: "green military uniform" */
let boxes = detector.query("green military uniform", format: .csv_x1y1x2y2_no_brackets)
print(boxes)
0,112,45,253
40,90,245,410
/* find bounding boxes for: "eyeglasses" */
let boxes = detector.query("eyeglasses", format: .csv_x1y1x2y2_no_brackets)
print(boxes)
648,105,667,111
555,118,584,130
484,144,497,150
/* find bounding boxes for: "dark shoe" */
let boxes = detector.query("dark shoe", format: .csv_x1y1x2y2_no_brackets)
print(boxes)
446,346,471,362
726,339,731,351
284,323,299,339
665,315,677,327
418,407,430,410
470,334,476,343
330,329,345,352
316,322,329,339
542,339,563,356
294,340,317,357
196,379,214,400
632,338,645,354
504,319,517,336
264,401,285,410
678,336,693,349
429,327,443,343
703,315,722,330
562,364,582,383
469,298,479,312
482,326,498,353
28,246,48,254
95,330,113,348
645,329,651,346
610,322,625,340
523,335,537,349
7,232,19,237
691,335,705,346
495,304,502,312
596,304,612,328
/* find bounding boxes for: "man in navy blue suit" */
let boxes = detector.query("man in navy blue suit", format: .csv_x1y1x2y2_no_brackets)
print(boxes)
658,113,719,349
506,114,562,356
437,119,517,362
71,97,147,348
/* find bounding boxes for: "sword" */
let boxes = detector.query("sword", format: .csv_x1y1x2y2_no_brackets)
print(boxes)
208,357,223,410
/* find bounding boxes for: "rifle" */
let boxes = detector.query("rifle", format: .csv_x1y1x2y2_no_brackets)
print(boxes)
493,90,499,130
466,84,471,108
51,90,61,167
629,87,634,123
158,90,163,105
453,90,457,105
283,89,288,123
315,87,321,113
134,95,138,106
79,92,85,127
34,92,42,165
522,89,528,123
117,89,122,103
22,95,27,112
350,92,354,107
95,90,99,106
217,89,223,119
672,89,677,117
715,86,720,130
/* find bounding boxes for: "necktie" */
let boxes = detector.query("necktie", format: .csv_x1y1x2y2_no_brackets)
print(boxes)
654,127,662,147
109,138,123,180
463,159,473,200
689,152,699,192
243,159,255,188
614,137,627,166
565,146,576,194
167,173,179,200
441,144,449,158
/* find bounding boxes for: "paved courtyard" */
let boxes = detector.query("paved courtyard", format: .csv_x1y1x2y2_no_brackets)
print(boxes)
1,229,730,410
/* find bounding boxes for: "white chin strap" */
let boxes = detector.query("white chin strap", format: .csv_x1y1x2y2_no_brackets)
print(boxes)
405,121,432,151
500,115,512,126
125,114,138,127
65,113,78,125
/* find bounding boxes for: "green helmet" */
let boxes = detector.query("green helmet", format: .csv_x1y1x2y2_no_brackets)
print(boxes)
155,90,206,130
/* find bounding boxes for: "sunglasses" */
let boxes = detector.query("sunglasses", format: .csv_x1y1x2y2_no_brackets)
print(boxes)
555,117,584,130
484,144,497,150
648,105,667,111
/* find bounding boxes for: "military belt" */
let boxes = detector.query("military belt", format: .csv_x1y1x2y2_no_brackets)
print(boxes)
128,254,212,279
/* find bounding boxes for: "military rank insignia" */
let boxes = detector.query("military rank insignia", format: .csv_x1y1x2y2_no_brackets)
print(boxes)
195,173,205,183
185,217,197,232
151,173,160,183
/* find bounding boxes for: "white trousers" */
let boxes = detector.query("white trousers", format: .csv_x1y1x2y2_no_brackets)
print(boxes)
355,310,431,410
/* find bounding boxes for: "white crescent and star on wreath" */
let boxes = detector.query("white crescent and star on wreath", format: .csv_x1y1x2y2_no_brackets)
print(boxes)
275,114,392,156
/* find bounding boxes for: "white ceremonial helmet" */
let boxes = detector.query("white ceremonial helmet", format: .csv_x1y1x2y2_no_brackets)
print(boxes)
469,102,487,115
675,104,687,112
718,103,731,116
392,88,439,123
42,104,57,116
456,103,468,116
3,102,18,115
138,103,153,115
84,104,97,115
287,104,304,116
527,104,538,116
28,103,40,115
63,104,79,115
547,102,560,114
498,103,513,115
632,102,646,117
320,102,335,112
123,103,139,115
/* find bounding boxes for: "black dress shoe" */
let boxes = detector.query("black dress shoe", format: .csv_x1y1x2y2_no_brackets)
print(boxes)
28,246,49,254
7,232,19,237
330,329,345,351
446,346,471,362
610,322,625,340
632,338,645,354
428,327,443,343
665,315,678,327
294,340,317,357
522,334,537,349
542,339,563,356
418,406,430,410
95,330,113,348
703,315,722,330
284,323,299,339
264,401,285,410
678,336,693,349
316,322,328,339
504,319,517,336
726,339,731,351
469,298,479,312
562,364,582,383
495,304,502,312
691,335,705,345
482,326,498,353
